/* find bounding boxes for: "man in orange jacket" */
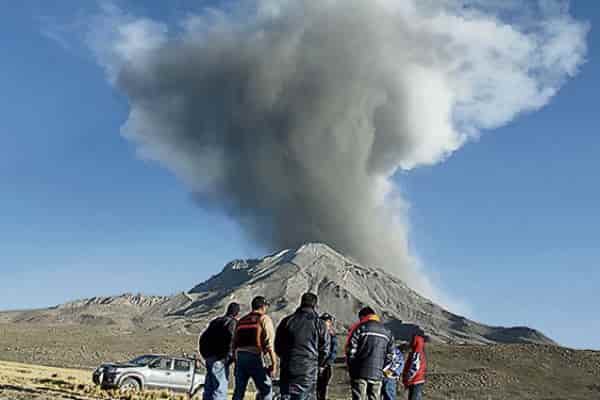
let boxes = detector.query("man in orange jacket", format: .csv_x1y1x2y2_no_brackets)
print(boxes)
402,330,427,400
345,307,394,400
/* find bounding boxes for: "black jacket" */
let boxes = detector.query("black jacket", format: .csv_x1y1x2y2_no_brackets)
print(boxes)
275,307,330,393
345,317,394,380
199,315,237,360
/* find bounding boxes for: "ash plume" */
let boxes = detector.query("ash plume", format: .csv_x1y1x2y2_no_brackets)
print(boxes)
89,0,587,306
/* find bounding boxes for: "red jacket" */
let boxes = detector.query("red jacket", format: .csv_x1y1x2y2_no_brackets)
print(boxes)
402,335,426,387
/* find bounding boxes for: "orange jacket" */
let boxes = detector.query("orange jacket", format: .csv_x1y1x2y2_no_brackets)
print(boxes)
402,335,426,387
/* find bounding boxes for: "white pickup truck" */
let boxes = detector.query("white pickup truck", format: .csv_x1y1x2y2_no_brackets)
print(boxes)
93,354,205,394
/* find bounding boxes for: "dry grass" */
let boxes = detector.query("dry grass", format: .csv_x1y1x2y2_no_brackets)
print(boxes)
0,360,197,400
0,360,270,400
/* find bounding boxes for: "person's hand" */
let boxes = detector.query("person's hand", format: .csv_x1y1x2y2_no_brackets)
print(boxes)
267,363,276,377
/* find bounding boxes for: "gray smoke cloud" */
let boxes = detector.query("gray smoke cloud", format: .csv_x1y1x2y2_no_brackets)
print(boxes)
89,0,587,307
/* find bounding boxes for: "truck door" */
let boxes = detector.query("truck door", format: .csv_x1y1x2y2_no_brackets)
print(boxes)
146,357,173,389
170,358,193,391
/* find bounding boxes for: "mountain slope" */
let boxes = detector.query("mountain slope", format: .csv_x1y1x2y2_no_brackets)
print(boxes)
181,243,554,344
0,243,554,345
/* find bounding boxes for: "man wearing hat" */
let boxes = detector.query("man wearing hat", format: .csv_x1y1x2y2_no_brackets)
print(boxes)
232,296,276,400
317,313,338,400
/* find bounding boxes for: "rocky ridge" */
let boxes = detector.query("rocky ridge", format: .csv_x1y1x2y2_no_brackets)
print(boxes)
0,243,554,345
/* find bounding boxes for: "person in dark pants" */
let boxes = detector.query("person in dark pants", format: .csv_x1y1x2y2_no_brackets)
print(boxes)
198,302,240,400
381,345,405,400
345,307,394,400
232,296,277,400
317,313,338,400
275,292,330,400
402,330,427,400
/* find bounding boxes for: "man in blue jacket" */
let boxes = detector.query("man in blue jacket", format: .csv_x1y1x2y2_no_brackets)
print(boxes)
345,307,394,400
317,313,338,400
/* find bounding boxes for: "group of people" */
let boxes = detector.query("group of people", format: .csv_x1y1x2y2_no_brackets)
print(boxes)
198,293,426,400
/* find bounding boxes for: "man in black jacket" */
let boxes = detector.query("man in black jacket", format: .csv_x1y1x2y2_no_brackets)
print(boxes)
199,302,240,400
345,307,394,400
275,292,330,400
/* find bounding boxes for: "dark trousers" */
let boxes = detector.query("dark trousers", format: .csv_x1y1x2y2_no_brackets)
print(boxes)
232,351,272,400
281,389,315,400
316,365,332,400
381,378,396,400
407,383,423,400
280,375,316,400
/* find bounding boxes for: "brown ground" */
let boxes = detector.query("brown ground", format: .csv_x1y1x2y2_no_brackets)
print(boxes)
1,323,599,400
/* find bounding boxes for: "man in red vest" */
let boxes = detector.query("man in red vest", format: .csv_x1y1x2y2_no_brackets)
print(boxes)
232,296,276,400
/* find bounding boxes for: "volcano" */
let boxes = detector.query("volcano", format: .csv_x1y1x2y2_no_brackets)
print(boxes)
2,243,553,345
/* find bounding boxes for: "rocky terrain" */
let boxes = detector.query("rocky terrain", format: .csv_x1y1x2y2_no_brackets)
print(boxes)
0,243,554,345
3,243,599,399
1,324,599,400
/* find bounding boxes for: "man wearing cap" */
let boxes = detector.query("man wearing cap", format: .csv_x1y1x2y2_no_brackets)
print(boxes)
275,292,330,400
232,296,276,400
317,313,338,400
198,302,241,400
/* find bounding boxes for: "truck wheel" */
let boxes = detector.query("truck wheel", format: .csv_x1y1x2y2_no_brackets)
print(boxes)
120,377,141,392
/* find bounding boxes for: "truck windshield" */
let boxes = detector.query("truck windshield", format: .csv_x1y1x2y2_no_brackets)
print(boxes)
129,355,159,366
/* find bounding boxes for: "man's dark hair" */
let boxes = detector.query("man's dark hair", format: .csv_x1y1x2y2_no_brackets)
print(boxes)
251,296,270,310
226,302,240,317
300,292,318,308
358,306,376,318
320,313,334,322
415,328,428,341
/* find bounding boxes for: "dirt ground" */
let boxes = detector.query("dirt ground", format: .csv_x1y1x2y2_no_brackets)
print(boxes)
1,323,600,399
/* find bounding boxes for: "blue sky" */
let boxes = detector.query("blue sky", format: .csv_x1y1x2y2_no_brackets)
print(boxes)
1,1,598,350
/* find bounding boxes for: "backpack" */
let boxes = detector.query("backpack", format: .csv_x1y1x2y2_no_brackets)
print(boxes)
199,316,234,359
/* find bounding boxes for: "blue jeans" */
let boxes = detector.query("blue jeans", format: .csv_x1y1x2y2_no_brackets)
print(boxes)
407,384,423,400
381,378,396,400
233,351,272,400
203,357,230,400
